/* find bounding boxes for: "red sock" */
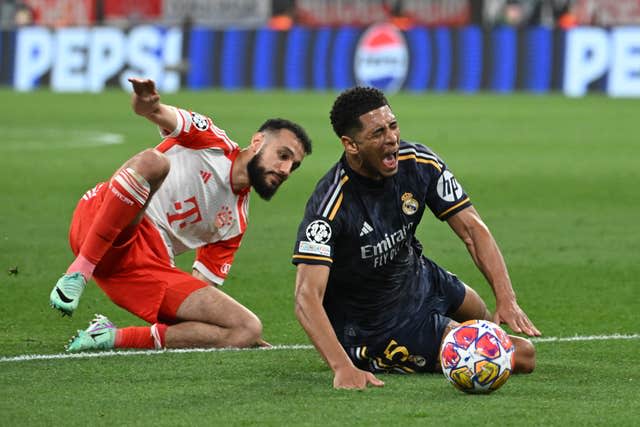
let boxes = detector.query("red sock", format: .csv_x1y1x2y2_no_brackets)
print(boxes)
115,323,167,349
69,168,150,280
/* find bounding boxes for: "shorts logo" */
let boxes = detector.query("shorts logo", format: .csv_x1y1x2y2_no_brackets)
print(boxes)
305,220,332,244
220,263,231,274
437,171,464,202
191,112,209,131
401,192,419,215
408,355,427,367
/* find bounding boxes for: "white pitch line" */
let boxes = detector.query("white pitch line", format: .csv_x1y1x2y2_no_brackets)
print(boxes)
529,333,640,343
0,344,314,363
1,129,124,151
1,334,638,364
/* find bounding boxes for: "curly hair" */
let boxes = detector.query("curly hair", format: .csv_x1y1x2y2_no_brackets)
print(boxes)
330,87,389,138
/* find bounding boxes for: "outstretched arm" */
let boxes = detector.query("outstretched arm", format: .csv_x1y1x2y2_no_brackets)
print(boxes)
294,264,384,389
128,78,177,131
447,206,541,337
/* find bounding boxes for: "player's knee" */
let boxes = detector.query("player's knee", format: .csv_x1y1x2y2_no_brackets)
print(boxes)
230,314,263,348
133,149,171,186
513,337,536,374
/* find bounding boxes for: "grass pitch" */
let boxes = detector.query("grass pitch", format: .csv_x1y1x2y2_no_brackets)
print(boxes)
0,89,638,426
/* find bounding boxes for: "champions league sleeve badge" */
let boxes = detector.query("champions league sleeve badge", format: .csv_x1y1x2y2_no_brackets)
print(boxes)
401,192,419,215
191,112,210,131
305,220,332,244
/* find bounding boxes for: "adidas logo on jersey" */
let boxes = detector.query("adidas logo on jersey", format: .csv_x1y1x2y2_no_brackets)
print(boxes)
200,170,212,184
359,221,373,236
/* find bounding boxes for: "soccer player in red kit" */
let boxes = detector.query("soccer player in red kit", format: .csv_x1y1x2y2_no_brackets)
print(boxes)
50,78,312,351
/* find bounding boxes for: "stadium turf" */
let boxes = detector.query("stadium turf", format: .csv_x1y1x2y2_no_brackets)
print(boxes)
0,89,638,425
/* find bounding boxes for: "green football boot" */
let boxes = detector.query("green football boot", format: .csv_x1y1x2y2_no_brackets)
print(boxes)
66,314,116,352
50,272,86,316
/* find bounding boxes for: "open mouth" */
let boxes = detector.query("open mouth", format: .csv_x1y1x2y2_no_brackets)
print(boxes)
382,150,398,170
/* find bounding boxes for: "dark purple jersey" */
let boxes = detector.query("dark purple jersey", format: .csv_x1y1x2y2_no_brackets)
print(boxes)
292,140,472,344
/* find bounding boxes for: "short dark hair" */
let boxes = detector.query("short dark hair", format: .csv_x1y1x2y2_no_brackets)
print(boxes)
258,118,312,155
330,87,389,138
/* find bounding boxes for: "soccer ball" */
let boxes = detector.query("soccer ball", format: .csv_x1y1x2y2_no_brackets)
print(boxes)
440,320,515,394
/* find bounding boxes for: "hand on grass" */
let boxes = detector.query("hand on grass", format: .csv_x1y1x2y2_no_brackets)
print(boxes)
334,365,384,390
493,300,541,337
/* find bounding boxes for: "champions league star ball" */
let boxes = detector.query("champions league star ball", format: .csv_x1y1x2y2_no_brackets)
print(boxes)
440,320,515,394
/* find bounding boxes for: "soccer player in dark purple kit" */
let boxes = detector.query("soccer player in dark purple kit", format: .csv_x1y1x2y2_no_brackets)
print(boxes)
292,87,540,389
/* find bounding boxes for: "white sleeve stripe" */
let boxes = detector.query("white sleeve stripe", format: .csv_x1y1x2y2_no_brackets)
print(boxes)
243,194,249,217
398,147,440,163
416,153,439,162
180,109,191,133
210,124,237,150
321,174,346,218
321,189,340,218
161,107,184,138
236,193,248,231
211,123,232,143
193,261,225,286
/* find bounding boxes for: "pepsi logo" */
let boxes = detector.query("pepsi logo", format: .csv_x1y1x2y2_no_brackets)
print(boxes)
354,23,409,93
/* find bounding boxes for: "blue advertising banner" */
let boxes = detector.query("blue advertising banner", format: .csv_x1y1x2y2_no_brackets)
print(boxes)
490,26,517,92
433,27,452,92
4,24,640,97
524,27,553,93
0,30,16,86
187,27,216,89
284,26,310,90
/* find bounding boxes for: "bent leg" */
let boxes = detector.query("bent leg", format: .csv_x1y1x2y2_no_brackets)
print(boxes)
97,282,263,350
68,148,170,275
165,286,263,349
511,335,536,373
450,284,492,322
52,150,171,316
449,285,536,373
78,223,263,350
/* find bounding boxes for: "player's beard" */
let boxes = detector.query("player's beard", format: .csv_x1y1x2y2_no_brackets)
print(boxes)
247,151,279,201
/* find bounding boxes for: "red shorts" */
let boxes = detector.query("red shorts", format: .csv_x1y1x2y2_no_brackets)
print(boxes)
69,183,208,324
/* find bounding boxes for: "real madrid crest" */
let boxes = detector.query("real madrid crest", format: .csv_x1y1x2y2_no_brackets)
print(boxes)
401,192,419,215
